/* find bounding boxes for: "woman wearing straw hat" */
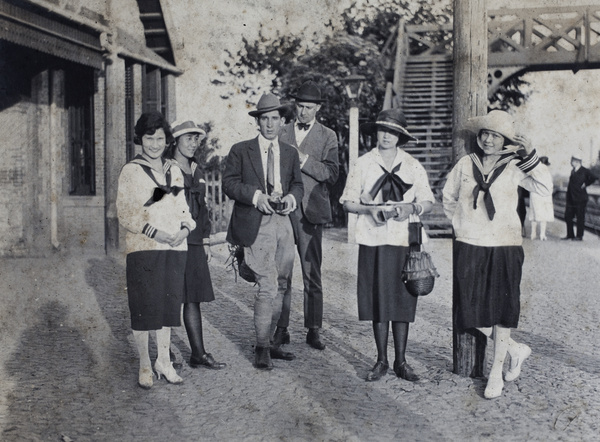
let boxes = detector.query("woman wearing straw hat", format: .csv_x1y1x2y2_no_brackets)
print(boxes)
164,119,226,371
340,108,434,382
443,110,552,399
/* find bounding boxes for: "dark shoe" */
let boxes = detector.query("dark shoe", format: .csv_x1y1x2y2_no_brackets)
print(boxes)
306,329,326,350
393,360,419,382
254,346,273,371
270,346,296,361
561,237,574,241
272,327,291,346
574,237,583,241
190,353,227,370
365,360,389,382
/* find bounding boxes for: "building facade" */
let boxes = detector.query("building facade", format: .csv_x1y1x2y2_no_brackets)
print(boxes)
0,0,180,256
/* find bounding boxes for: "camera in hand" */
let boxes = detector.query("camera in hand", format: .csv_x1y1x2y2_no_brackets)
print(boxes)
269,198,286,212
377,207,400,222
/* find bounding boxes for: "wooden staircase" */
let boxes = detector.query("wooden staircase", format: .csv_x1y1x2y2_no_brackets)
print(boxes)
400,55,454,236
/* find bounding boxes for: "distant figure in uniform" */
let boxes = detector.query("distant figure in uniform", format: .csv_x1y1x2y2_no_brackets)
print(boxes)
562,154,597,241
529,156,554,240
273,81,339,352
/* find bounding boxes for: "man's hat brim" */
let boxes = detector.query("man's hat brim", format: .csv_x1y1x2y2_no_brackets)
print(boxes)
248,104,289,117
289,93,326,103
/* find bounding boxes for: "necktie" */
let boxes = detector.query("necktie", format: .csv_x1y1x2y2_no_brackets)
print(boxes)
267,143,275,195
297,122,310,131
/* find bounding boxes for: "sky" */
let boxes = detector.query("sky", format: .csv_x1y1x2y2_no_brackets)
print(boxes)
160,0,600,179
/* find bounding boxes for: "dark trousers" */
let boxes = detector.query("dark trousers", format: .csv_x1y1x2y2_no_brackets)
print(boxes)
565,203,587,238
278,210,324,329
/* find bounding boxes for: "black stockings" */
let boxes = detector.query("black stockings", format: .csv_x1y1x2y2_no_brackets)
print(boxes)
372,321,410,364
183,302,205,359
391,321,409,364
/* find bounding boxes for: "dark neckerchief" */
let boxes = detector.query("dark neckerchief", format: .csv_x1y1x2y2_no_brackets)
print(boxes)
369,163,413,202
130,155,183,206
469,152,515,220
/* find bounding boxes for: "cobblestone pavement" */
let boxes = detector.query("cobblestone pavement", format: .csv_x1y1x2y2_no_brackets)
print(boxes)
0,221,598,441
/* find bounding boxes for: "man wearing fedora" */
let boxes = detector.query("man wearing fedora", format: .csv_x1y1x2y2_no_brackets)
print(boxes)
563,153,597,241
272,80,339,351
223,93,304,370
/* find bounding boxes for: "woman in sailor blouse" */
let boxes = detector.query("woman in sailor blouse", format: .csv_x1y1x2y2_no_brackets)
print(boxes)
117,112,195,389
443,110,552,399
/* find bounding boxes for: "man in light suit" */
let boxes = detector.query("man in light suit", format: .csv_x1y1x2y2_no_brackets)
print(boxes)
223,93,304,370
273,81,339,351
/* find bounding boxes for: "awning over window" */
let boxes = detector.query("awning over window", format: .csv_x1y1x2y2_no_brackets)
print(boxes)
0,1,104,69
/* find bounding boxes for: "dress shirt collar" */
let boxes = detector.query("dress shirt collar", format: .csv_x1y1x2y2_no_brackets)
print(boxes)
258,134,279,152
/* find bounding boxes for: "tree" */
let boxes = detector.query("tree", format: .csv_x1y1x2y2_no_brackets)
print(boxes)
194,121,221,172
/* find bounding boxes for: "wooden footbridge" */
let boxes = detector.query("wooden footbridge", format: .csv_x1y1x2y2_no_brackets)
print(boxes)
381,5,600,236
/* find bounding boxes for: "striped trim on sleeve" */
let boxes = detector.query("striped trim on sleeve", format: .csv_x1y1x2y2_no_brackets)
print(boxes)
142,223,157,239
516,149,540,173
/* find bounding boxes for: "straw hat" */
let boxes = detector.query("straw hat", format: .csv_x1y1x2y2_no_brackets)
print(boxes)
466,110,515,143
171,120,206,140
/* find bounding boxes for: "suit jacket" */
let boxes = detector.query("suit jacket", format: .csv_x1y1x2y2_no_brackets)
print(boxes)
223,137,304,247
567,166,598,205
279,121,339,224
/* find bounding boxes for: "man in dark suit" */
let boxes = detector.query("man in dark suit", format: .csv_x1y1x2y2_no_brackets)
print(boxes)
563,154,597,241
272,81,339,351
223,93,304,370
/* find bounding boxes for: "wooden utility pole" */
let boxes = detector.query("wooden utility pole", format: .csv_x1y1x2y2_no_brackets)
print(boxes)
452,0,488,377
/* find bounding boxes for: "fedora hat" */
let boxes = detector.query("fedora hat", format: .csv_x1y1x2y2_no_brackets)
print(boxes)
466,110,515,143
248,93,289,117
289,81,326,103
361,108,416,142
171,119,206,140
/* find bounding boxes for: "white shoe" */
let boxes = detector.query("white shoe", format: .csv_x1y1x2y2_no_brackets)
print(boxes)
540,235,547,241
484,376,504,399
530,234,536,240
154,360,183,384
138,367,154,389
505,344,532,382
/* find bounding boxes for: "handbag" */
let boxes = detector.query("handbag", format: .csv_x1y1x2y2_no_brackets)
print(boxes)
402,214,439,296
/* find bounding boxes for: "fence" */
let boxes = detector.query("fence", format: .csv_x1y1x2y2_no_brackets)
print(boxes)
204,169,233,234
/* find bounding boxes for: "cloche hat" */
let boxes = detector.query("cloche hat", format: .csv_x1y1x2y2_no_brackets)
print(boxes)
361,108,416,142
171,120,206,140
466,110,515,143
248,93,289,117
289,81,326,103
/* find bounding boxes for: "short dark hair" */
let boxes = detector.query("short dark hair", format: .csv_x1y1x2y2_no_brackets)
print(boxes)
133,111,173,146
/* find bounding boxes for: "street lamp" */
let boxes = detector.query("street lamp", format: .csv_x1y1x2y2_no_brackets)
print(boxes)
341,74,366,242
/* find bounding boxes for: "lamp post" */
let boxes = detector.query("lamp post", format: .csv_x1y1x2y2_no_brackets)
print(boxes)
341,74,366,242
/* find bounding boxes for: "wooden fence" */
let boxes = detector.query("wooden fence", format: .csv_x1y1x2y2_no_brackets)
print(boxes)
204,169,233,234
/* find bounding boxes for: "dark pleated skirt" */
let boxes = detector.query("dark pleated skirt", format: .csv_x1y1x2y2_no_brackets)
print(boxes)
357,245,418,322
183,244,215,303
126,250,186,331
453,241,524,330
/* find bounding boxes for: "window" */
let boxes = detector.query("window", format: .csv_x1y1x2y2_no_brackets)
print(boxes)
67,66,95,195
